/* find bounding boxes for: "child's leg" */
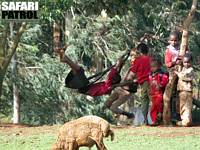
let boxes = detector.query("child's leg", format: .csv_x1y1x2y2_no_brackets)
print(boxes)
150,96,157,124
63,55,81,74
179,91,192,126
108,88,134,118
105,90,119,108
171,78,179,122
163,72,178,125
64,55,89,89
140,81,150,124
150,95,162,124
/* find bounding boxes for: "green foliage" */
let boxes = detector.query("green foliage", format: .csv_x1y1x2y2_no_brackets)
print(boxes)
39,0,73,22
2,48,113,125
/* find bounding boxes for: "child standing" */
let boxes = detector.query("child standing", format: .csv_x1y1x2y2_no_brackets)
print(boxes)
163,31,182,125
175,52,194,126
105,43,151,120
148,59,168,125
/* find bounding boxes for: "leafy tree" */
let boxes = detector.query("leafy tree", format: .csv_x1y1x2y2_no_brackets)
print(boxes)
0,22,26,99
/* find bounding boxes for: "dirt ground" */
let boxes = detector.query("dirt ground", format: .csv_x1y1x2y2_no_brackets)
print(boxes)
1,123,200,138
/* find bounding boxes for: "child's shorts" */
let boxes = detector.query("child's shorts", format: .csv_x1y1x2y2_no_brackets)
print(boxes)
65,67,89,89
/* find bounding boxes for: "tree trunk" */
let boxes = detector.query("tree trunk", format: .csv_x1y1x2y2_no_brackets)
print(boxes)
13,79,20,124
10,22,20,124
0,22,26,99
198,79,200,99
179,0,197,56
12,51,20,124
0,70,5,99
64,11,73,43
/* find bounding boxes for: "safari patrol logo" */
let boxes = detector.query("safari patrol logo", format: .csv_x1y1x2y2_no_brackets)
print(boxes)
0,1,39,20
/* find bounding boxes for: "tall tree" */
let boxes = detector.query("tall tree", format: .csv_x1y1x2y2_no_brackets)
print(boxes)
0,22,26,99
179,0,197,56
10,22,20,124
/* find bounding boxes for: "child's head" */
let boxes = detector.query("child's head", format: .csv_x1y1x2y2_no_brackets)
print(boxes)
183,52,192,68
150,58,162,73
168,31,180,47
136,43,149,55
112,74,121,85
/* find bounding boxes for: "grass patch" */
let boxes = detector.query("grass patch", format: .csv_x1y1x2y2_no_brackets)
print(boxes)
1,126,200,150
0,134,55,150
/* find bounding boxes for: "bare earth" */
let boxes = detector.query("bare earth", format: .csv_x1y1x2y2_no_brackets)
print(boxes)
1,123,200,138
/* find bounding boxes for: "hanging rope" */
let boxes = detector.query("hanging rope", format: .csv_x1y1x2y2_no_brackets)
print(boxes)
63,33,161,88
87,33,160,85
87,50,131,85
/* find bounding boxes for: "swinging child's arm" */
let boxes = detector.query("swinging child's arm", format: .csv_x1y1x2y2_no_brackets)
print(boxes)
114,57,125,72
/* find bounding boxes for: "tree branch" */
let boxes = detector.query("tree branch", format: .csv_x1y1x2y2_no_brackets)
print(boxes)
179,0,197,56
2,24,9,57
3,22,27,70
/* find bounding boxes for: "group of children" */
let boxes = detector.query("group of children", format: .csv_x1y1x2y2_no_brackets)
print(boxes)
55,31,194,127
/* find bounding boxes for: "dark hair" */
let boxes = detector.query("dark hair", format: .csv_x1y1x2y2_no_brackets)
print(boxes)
151,58,163,70
184,52,193,62
137,43,149,54
112,74,121,84
151,58,162,66
169,31,181,41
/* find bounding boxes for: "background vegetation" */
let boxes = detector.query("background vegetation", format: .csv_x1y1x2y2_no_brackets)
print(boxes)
0,0,200,125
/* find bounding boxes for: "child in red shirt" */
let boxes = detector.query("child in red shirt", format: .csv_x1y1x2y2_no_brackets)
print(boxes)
163,31,182,125
129,54,151,84
57,48,124,97
148,58,168,125
105,43,151,119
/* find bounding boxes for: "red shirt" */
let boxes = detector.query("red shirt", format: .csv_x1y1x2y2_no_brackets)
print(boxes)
86,68,118,97
165,48,178,68
130,55,151,84
165,45,188,68
149,72,168,96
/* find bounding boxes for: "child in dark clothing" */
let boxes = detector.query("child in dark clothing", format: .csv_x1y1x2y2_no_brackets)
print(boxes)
56,48,124,97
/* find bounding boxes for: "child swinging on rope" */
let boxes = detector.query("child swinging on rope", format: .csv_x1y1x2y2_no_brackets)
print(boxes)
56,48,125,97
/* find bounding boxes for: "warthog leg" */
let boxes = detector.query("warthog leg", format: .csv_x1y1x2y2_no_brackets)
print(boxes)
65,138,78,150
89,133,107,150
